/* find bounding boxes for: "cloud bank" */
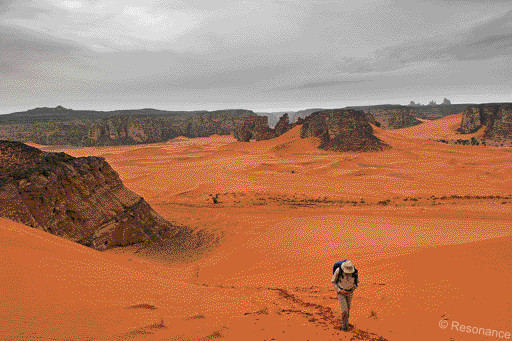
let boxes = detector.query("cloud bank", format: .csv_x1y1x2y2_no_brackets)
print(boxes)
1,0,511,112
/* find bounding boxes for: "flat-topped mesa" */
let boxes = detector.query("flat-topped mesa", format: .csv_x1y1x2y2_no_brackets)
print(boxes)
458,103,512,140
0,141,187,250
300,109,390,152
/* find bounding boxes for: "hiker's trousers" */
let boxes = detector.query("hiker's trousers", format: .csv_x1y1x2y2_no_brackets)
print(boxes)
337,291,354,328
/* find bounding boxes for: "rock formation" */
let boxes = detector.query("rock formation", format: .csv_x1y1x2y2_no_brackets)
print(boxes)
232,113,296,142
274,114,293,137
442,98,452,105
360,106,422,129
232,116,274,142
300,109,390,152
348,103,471,122
0,141,187,250
458,103,512,140
0,107,263,147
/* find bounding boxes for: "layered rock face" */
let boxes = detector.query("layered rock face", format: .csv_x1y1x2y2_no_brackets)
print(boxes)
232,113,296,142
0,141,185,250
274,114,293,136
458,103,512,140
85,111,263,146
0,107,262,147
362,107,422,129
300,109,390,152
232,116,277,142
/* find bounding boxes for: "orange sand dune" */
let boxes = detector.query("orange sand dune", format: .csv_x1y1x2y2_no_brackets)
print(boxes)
0,218,278,341
9,120,512,340
392,113,485,140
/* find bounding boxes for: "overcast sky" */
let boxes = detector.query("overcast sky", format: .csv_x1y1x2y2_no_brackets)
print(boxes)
1,0,511,113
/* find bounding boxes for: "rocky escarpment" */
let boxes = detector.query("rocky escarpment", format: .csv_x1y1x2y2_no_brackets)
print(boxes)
0,107,262,146
0,141,186,250
233,113,296,142
458,103,512,141
300,109,390,152
83,111,260,146
360,106,422,129
347,104,471,125
233,115,280,142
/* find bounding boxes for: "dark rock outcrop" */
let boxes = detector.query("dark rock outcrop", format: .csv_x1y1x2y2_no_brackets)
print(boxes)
300,109,390,152
232,113,296,142
360,107,422,129
458,103,512,140
442,98,452,105
459,106,484,133
274,114,293,137
0,107,262,147
0,141,186,250
232,116,274,142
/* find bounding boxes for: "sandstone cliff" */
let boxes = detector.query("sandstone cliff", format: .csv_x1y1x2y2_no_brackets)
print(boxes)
232,113,295,142
0,107,261,147
458,103,512,141
0,141,186,250
361,106,422,129
274,114,293,137
232,115,276,142
300,109,390,152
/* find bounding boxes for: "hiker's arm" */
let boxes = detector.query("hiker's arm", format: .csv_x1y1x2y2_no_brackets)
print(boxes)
331,268,341,292
353,271,359,289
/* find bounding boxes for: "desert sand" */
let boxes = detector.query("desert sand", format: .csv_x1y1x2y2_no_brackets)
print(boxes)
4,118,512,340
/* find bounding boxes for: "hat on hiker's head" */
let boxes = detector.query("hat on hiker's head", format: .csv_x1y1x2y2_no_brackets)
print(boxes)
341,260,355,274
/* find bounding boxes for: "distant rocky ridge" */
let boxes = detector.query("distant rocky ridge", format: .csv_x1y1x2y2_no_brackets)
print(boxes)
0,103,497,147
300,109,389,152
0,107,266,146
0,141,187,250
346,104,471,128
458,103,512,141
258,103,471,130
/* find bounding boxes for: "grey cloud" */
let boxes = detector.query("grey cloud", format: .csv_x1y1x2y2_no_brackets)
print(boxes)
372,9,512,69
0,25,82,76
290,79,368,90
0,0,16,13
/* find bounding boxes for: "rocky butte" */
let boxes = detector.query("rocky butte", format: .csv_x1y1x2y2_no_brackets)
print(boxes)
300,109,390,152
0,140,187,250
458,103,512,141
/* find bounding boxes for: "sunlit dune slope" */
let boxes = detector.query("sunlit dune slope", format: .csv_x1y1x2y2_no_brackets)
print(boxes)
362,234,512,340
0,218,263,341
391,113,485,140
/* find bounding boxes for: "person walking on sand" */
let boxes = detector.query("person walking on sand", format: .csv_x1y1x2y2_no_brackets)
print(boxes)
331,260,359,331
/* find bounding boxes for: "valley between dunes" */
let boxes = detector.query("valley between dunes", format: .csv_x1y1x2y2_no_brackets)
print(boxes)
2,118,512,340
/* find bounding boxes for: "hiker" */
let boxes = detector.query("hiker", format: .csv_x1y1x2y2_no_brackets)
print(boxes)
331,260,359,331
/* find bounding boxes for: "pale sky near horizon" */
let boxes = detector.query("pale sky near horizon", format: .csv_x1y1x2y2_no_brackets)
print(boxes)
1,0,512,114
